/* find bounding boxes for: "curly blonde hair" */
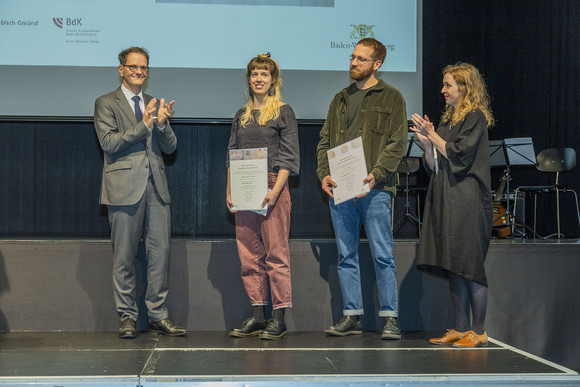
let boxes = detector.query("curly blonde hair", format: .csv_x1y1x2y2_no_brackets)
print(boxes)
240,53,284,127
441,62,494,127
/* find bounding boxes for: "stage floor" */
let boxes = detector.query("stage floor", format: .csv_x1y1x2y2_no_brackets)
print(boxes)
0,331,578,386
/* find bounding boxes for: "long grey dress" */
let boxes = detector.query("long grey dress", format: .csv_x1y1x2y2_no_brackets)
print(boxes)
416,108,493,286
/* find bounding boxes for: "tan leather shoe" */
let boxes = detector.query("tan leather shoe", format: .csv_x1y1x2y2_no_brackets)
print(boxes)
452,331,488,348
429,329,468,345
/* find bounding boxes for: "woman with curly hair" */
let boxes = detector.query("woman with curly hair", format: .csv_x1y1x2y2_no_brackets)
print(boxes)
410,62,495,348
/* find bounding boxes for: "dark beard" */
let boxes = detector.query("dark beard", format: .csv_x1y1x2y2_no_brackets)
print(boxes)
350,66,374,81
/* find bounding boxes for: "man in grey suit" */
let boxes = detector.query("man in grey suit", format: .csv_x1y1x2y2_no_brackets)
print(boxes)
94,47,186,338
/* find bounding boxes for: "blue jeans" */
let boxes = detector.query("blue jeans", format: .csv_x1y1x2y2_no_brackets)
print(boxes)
329,190,398,317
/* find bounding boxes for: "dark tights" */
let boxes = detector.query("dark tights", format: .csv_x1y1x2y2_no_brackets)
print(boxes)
448,272,487,334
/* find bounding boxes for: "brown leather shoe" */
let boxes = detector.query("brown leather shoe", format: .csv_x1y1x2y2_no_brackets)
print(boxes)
429,329,468,345
148,318,187,337
452,331,488,348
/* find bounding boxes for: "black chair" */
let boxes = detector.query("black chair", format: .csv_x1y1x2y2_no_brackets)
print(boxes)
513,148,580,239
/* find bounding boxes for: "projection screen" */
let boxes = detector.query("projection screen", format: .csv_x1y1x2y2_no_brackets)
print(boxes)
0,0,421,119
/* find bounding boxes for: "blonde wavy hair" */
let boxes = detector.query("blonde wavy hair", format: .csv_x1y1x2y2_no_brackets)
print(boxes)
240,53,284,127
441,62,495,127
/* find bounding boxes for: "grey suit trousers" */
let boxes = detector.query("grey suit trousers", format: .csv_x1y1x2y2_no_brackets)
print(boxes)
108,178,171,323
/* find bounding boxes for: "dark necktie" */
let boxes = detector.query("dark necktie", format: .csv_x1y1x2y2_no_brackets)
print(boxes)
132,95,143,122
132,95,152,179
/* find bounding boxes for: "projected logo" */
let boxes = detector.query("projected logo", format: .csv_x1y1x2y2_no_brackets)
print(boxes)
350,24,375,39
52,17,83,28
53,17,63,29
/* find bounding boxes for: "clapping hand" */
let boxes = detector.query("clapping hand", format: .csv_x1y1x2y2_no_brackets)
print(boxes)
157,98,174,128
410,113,434,147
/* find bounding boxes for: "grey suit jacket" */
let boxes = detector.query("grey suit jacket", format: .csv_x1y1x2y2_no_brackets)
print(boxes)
94,87,177,206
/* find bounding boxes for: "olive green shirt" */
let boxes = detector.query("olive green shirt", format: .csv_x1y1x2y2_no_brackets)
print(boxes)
316,79,408,194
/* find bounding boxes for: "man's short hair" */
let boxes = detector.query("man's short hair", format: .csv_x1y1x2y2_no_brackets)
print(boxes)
118,47,150,65
357,38,386,63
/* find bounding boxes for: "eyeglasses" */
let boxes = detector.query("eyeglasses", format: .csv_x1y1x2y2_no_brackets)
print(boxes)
349,55,375,64
123,64,149,73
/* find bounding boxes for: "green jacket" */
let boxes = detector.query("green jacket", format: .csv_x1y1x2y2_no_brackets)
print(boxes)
316,79,408,195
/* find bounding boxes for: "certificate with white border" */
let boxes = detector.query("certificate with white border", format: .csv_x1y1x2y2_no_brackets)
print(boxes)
229,147,268,212
327,137,369,205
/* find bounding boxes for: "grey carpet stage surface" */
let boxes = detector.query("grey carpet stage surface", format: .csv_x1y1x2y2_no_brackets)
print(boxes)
0,239,579,385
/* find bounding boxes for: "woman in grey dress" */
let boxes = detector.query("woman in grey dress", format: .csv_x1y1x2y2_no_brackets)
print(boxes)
410,62,495,348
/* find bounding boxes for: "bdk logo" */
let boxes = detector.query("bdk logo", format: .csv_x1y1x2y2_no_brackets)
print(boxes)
53,17,63,29
52,17,83,29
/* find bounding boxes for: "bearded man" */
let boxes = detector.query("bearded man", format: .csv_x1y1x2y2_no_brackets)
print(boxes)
316,38,408,340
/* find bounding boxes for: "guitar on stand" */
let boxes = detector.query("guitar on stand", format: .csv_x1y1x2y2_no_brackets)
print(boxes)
492,176,511,238
489,137,539,239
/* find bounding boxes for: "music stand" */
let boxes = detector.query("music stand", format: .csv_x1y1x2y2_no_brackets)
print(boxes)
489,137,536,235
394,133,425,236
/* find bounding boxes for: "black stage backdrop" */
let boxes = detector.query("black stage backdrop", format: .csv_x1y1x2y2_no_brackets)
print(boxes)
0,1,579,239
422,0,580,239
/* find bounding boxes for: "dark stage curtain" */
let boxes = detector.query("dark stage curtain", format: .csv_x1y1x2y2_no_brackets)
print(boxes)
422,0,580,238
0,120,338,238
